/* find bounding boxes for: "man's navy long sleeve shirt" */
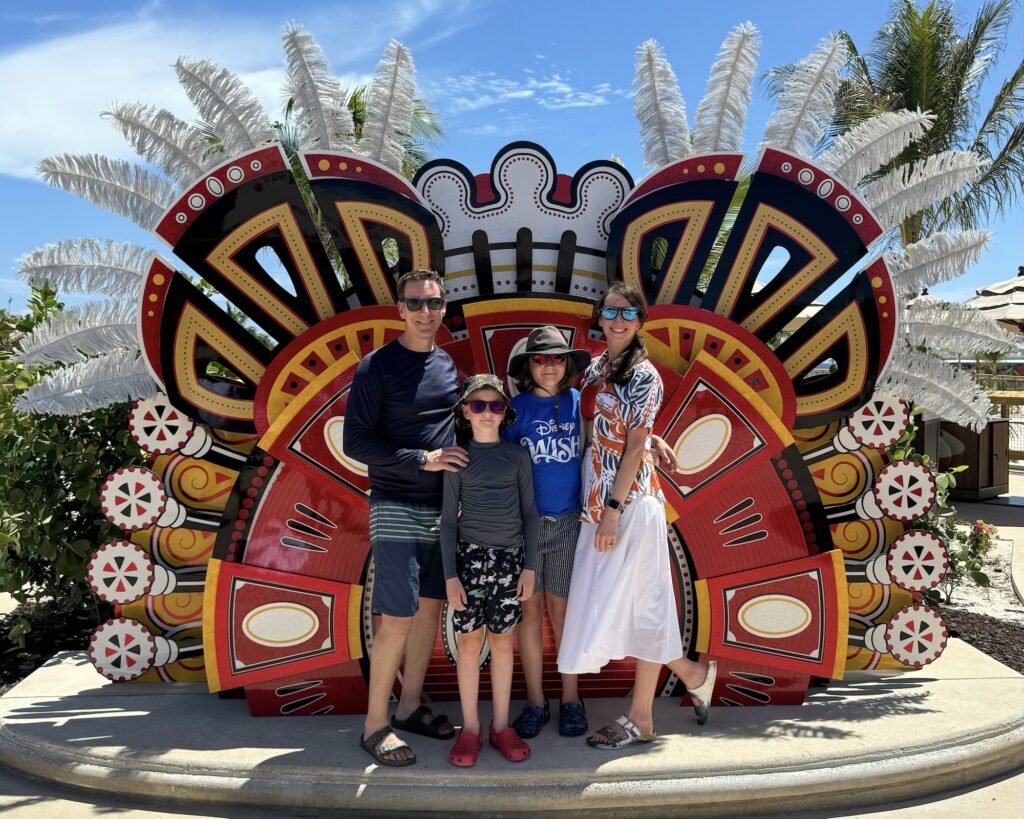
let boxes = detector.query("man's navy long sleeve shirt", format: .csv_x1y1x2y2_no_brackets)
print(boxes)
342,339,459,504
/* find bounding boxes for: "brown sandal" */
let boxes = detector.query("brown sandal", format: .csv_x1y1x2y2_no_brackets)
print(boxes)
585,716,656,749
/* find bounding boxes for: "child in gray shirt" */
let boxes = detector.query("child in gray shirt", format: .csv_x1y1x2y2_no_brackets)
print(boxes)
441,374,538,767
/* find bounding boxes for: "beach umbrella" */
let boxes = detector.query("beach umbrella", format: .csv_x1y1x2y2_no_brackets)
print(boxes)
967,266,1024,333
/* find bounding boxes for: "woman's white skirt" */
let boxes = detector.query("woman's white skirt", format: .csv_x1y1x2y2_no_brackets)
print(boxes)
557,493,683,675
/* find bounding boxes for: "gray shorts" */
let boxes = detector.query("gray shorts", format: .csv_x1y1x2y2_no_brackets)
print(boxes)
533,510,581,597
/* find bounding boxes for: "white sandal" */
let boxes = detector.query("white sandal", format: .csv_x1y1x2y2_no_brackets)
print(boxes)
688,660,717,725
585,715,656,749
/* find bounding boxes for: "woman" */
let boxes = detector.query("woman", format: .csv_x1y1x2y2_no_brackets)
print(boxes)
557,282,716,749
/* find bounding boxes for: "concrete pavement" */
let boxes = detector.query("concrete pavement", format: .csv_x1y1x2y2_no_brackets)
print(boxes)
1,640,1022,816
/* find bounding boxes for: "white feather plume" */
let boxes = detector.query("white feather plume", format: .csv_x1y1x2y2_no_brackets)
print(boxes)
864,150,986,230
692,23,760,153
102,102,210,187
761,33,848,157
360,40,416,172
818,109,935,187
878,347,991,431
15,349,158,416
15,299,140,367
37,154,177,230
903,295,1015,353
885,229,992,294
633,39,691,168
282,22,355,151
174,57,276,155
16,239,150,297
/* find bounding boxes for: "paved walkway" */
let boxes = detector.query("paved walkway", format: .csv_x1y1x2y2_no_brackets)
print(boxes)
1,639,1022,816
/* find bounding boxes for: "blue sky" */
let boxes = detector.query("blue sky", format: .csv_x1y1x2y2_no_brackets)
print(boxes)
1,0,1021,310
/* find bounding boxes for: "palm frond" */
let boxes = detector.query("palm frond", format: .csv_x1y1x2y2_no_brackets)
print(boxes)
101,102,209,187
761,33,848,157
174,57,276,155
818,109,935,187
863,150,986,230
281,22,354,150
633,39,691,168
884,229,991,294
903,295,1015,354
37,154,177,230
16,239,150,297
15,299,140,367
360,40,417,172
878,347,991,431
692,23,760,153
14,348,157,416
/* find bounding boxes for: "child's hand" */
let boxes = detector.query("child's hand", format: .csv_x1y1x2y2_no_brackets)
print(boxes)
446,577,467,611
517,569,535,602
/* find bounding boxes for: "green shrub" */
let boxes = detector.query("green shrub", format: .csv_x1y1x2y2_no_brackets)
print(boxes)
0,288,140,644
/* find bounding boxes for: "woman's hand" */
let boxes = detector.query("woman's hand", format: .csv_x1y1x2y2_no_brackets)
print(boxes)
650,434,675,471
446,577,467,610
594,508,621,552
517,569,535,602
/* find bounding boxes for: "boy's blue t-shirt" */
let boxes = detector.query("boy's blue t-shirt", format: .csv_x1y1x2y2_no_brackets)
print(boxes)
503,389,582,517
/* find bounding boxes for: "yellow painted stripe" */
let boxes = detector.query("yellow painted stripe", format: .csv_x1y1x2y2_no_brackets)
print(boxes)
201,559,222,692
694,579,711,653
831,550,849,680
347,584,365,661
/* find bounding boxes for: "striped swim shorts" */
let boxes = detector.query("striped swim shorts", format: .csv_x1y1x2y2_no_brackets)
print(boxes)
369,499,445,617
533,510,581,597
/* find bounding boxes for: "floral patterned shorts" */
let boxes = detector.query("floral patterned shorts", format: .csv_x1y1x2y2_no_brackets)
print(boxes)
453,542,523,634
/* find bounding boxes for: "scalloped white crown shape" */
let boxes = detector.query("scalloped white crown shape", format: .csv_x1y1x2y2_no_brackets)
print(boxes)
415,144,632,301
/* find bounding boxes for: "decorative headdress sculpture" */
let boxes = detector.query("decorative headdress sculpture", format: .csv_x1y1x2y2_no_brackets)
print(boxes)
14,23,1013,714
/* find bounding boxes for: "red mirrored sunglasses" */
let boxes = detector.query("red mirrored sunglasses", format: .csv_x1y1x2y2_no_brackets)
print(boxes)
530,353,566,366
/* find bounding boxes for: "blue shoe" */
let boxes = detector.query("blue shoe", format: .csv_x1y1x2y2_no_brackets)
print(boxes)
558,700,588,737
512,700,550,739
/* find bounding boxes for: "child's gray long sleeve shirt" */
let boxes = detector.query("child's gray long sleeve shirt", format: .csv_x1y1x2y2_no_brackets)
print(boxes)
440,440,540,580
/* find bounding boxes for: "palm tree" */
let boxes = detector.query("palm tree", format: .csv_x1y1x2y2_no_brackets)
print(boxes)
832,0,1023,246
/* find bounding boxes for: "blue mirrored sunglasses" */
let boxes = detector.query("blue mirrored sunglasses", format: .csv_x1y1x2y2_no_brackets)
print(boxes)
600,306,640,321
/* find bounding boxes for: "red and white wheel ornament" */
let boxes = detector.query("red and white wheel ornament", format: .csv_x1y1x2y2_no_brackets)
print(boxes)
87,541,154,605
99,466,186,531
89,617,159,682
886,530,949,593
836,397,911,452
871,459,937,523
129,393,214,457
884,605,949,668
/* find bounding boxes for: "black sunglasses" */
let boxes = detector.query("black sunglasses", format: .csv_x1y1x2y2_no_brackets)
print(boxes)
464,399,506,414
400,296,446,312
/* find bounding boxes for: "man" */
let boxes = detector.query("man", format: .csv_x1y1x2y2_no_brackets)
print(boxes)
343,269,468,766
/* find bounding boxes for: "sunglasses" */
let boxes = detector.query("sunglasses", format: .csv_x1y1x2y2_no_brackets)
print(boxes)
399,296,446,312
464,399,506,414
531,353,566,366
600,306,640,321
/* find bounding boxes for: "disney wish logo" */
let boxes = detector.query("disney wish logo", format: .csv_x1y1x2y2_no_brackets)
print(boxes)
521,420,580,464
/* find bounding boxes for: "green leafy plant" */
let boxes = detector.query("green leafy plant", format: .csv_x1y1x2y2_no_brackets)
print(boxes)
0,287,139,645
925,517,996,605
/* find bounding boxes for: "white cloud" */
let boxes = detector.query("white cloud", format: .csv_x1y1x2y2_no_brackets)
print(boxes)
432,70,625,115
0,0,476,179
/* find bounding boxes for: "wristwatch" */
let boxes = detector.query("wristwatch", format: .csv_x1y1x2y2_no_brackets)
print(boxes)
417,449,428,469
605,497,622,512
